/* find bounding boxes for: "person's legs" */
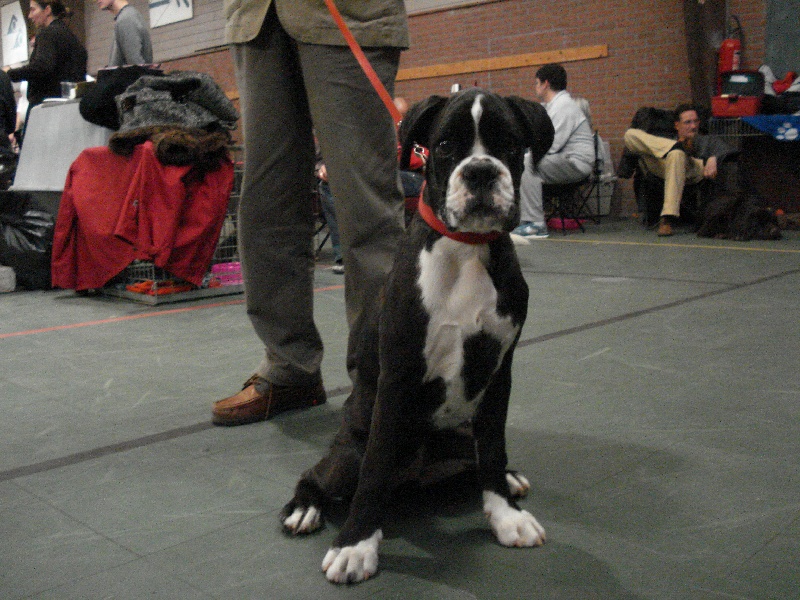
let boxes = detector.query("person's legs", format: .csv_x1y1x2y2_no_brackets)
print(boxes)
538,153,593,186
318,180,342,265
623,128,677,160
233,13,323,387
213,10,326,425
298,42,405,385
658,153,702,235
660,151,689,217
519,152,545,224
636,147,704,219
625,128,704,234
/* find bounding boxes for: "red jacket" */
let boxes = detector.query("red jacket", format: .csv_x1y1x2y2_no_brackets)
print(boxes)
52,142,233,290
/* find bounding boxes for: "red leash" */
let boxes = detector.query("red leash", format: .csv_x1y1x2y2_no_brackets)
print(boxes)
325,2,499,245
323,0,403,125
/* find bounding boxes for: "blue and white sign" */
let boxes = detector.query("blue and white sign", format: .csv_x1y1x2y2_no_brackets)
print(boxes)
149,0,193,28
2,2,28,66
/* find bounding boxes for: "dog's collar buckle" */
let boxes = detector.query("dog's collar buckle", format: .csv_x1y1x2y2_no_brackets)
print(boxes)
417,194,503,245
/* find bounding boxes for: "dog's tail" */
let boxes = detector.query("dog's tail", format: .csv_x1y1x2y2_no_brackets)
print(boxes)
509,233,531,246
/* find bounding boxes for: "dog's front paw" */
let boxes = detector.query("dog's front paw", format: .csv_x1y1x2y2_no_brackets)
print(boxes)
509,233,531,246
506,470,530,498
322,530,383,584
280,500,324,535
483,491,545,547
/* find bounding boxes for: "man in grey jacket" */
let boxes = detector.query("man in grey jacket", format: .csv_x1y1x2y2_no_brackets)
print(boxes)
211,1,409,425
97,0,153,66
514,63,595,239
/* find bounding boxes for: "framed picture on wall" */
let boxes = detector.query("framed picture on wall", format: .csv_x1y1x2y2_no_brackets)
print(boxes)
149,0,193,28
1,1,28,67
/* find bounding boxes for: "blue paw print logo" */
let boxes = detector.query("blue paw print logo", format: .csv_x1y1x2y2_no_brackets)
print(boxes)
776,122,798,141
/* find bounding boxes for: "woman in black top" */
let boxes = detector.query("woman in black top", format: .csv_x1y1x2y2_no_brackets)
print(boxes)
0,71,16,153
5,0,87,136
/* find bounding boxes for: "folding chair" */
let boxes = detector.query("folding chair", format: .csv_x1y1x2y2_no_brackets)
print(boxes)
542,178,590,233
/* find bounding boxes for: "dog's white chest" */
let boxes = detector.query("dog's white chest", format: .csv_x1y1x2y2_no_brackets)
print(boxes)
418,238,518,428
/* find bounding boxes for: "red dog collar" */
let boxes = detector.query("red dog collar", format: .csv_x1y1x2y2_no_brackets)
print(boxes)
417,193,504,245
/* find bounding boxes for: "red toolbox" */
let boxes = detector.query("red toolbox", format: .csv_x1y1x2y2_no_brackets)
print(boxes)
712,70,765,117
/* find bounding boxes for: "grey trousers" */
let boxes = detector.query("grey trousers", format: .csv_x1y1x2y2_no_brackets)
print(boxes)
232,10,405,387
519,151,593,223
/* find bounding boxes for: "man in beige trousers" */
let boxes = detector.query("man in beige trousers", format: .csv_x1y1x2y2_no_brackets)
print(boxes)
624,104,735,236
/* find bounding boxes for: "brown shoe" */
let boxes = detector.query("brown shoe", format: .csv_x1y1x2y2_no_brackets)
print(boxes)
657,217,674,237
212,375,326,426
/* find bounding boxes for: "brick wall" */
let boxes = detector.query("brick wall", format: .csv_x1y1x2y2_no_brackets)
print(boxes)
729,0,766,71
395,0,766,213
1,0,766,213
89,0,765,215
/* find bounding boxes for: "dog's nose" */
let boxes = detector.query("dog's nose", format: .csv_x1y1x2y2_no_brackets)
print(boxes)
462,159,498,190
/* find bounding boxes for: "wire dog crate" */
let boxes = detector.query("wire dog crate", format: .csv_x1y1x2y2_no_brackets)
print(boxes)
708,117,764,151
100,146,334,305
101,146,245,305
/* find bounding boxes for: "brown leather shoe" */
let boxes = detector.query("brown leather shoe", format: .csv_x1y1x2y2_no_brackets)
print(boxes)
212,375,326,426
657,217,674,237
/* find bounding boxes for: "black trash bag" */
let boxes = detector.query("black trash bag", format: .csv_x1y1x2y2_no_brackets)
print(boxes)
0,192,54,290
0,149,17,191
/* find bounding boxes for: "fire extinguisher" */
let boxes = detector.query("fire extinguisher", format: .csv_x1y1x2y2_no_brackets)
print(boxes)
717,15,743,93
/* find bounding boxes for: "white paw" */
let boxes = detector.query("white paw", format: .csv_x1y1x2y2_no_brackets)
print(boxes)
483,491,545,547
510,233,531,246
282,505,323,535
322,530,383,584
506,471,530,498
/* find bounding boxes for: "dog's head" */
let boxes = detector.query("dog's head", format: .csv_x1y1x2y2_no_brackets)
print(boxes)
736,207,782,241
400,89,554,233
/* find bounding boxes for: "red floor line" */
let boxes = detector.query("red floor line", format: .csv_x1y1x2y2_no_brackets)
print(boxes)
1,284,344,339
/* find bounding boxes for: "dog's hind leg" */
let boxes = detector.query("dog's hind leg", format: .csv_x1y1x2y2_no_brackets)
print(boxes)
505,470,530,498
281,438,363,535
281,477,327,535
282,383,376,535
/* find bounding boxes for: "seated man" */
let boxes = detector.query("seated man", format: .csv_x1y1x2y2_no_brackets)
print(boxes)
514,63,594,238
623,103,736,236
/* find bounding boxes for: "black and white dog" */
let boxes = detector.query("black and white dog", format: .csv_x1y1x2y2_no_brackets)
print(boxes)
280,89,555,584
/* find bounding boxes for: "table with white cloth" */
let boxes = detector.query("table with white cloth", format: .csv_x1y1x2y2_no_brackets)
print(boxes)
11,99,112,213
710,115,800,213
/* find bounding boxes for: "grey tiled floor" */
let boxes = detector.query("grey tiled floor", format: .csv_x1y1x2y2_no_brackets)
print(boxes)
1,219,798,599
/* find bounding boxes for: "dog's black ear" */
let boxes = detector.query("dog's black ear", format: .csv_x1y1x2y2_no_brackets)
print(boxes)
506,96,555,165
399,95,448,169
